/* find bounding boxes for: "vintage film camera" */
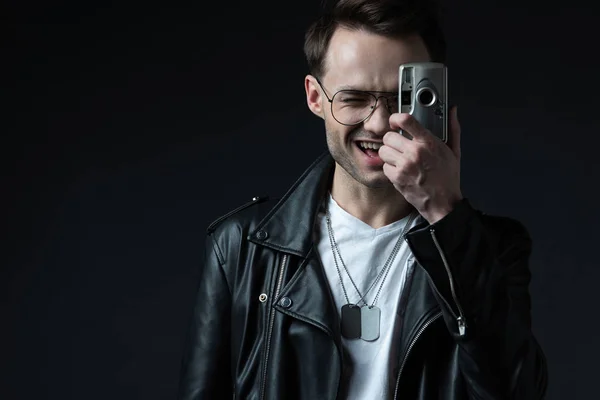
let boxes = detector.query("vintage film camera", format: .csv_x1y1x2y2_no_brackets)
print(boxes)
398,62,448,143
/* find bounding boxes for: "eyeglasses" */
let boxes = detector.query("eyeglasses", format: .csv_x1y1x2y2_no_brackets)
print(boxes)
316,78,399,126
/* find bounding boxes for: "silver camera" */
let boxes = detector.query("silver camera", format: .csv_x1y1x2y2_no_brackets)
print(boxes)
398,62,448,143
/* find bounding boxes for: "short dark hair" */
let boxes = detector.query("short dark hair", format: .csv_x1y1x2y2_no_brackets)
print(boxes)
304,0,446,78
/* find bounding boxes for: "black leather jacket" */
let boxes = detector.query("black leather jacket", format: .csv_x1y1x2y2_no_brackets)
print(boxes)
178,152,548,400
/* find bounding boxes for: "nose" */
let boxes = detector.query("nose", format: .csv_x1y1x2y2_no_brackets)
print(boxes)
362,98,391,136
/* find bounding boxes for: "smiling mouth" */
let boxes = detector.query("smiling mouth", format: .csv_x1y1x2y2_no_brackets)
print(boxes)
356,141,382,158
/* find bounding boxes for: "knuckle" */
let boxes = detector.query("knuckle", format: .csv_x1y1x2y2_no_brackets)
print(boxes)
393,113,408,126
398,113,411,125
417,142,432,155
396,165,407,178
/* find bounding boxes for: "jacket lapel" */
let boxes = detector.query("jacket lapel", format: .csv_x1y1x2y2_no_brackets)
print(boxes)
247,151,340,337
274,246,341,339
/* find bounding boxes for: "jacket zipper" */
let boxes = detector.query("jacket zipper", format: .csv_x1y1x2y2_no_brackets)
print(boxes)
393,311,443,400
259,254,289,400
430,227,467,336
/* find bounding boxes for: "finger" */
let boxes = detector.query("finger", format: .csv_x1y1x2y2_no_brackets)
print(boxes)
378,142,404,167
382,162,396,181
389,113,429,140
449,105,461,159
382,130,411,153
382,157,409,186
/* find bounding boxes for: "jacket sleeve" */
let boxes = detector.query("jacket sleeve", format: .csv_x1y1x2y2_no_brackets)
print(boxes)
405,198,548,400
177,233,232,399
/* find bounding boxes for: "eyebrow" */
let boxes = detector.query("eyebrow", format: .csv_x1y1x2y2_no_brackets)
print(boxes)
336,85,398,95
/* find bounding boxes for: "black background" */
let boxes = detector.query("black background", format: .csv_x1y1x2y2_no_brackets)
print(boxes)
3,0,599,399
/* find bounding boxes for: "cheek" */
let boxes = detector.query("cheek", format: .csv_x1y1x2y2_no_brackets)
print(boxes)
325,121,349,142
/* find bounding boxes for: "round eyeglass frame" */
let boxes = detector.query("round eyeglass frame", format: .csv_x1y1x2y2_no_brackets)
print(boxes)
315,78,398,126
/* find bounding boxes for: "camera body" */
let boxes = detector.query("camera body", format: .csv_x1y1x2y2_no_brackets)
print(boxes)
398,62,448,143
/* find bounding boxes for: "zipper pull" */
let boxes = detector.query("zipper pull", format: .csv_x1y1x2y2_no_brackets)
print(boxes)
457,316,466,336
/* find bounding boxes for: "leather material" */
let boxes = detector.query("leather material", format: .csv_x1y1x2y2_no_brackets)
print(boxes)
177,151,548,400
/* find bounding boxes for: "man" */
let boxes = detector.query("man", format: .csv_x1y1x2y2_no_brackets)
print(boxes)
177,0,548,398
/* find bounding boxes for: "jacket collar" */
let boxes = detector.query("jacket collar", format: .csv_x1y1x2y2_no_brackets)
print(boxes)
248,150,428,257
248,151,335,258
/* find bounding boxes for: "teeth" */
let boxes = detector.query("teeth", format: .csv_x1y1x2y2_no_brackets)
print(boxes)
358,141,382,150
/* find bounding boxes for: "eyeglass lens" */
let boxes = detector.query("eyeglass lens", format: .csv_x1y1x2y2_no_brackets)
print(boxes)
331,90,398,125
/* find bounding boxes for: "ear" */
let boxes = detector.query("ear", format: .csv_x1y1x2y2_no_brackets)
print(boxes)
305,75,325,120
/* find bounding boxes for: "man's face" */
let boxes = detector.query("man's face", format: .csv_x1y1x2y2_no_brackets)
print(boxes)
306,27,431,188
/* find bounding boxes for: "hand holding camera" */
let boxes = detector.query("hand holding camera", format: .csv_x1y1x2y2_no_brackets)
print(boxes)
378,62,462,224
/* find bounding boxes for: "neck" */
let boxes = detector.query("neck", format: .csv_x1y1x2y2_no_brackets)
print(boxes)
329,163,415,230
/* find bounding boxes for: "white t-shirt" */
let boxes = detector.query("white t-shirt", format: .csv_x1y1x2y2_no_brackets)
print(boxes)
314,193,419,399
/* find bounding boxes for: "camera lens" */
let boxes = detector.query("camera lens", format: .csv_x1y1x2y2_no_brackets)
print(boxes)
417,88,435,106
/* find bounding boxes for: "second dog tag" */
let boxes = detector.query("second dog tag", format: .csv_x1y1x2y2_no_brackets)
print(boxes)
360,306,381,341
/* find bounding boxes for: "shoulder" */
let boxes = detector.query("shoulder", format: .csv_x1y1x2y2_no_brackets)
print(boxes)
203,195,280,273
480,211,529,236
451,199,532,250
478,211,533,252
206,194,280,238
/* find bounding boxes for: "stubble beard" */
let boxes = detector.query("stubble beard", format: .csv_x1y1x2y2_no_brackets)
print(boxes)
325,125,391,190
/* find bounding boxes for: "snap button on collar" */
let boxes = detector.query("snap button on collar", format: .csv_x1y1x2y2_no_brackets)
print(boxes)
280,297,292,308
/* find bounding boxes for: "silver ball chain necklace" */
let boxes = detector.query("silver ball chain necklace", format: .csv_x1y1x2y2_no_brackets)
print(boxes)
325,201,417,341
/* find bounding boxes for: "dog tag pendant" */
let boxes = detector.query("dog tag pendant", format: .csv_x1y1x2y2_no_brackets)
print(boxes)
341,304,361,339
360,306,381,341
